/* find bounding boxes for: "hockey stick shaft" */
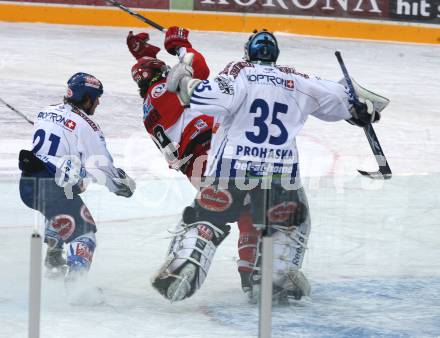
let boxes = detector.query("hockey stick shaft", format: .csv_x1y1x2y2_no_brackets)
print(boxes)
362,123,391,174
0,97,34,125
335,51,392,178
335,51,359,103
105,0,166,32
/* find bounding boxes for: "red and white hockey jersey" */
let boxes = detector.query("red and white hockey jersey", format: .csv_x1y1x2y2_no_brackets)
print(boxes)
142,47,215,178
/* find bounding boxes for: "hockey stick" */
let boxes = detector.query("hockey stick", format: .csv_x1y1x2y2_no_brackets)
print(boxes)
335,51,392,180
0,97,34,125
105,0,166,32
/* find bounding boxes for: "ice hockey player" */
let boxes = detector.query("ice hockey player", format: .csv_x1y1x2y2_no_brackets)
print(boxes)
154,29,387,303
18,73,135,298
127,27,212,178
128,28,274,302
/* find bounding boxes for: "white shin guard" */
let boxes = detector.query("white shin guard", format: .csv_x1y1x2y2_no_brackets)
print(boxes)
272,221,311,298
242,220,311,302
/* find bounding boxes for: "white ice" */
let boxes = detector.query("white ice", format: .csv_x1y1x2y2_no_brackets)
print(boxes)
0,22,439,338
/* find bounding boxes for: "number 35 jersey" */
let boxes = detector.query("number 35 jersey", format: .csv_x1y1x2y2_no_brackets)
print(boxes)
188,61,352,178
31,103,121,192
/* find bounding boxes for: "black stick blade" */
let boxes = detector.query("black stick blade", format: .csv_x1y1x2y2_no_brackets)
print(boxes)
357,169,392,180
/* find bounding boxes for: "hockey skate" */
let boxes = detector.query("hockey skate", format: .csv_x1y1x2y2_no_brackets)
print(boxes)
275,269,311,303
44,247,67,279
239,270,260,304
240,268,310,304
64,233,103,305
152,257,198,302
152,221,230,302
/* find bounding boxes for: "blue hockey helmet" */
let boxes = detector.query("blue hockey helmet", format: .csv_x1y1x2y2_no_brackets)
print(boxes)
244,30,279,64
66,72,103,103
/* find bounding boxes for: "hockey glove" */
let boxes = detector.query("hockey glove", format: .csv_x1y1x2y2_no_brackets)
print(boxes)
113,168,136,197
164,26,192,56
127,31,161,59
347,99,381,127
339,77,388,128
53,156,86,188
167,53,202,105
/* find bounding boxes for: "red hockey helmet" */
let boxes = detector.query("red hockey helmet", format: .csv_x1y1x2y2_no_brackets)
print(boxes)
131,57,166,86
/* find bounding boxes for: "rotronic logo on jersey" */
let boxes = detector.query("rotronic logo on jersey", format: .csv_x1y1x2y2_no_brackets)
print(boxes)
151,83,166,98
38,111,76,131
247,74,294,90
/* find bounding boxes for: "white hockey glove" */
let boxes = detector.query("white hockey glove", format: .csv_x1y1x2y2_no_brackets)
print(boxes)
113,168,136,198
166,53,202,105
53,156,86,188
28,153,85,188
339,77,390,128
152,220,230,302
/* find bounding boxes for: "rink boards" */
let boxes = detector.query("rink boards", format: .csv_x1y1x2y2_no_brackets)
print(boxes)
0,1,439,44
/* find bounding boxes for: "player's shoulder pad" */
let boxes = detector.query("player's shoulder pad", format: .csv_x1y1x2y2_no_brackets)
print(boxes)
71,107,100,132
219,61,255,79
275,65,310,79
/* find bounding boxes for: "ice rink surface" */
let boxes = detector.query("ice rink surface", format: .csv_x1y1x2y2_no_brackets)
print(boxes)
1,22,440,337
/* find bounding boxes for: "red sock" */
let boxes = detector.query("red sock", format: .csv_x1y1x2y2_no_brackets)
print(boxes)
237,208,261,273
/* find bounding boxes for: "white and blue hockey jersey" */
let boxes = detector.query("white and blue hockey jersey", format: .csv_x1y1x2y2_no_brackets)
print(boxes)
30,103,122,192
188,61,352,178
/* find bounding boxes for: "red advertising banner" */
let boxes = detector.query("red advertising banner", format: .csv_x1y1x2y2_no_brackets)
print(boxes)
195,0,440,24
0,0,169,9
